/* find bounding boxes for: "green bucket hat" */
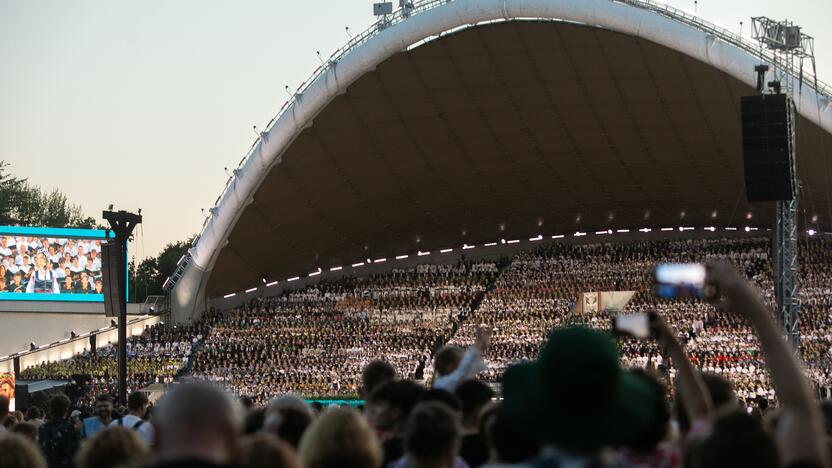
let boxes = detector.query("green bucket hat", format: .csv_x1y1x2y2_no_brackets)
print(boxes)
502,326,660,454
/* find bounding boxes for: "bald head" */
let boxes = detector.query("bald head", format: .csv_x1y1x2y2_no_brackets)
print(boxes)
154,383,240,464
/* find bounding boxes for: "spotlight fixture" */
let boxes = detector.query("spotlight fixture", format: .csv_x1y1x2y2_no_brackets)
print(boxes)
808,229,817,236
71,331,77,339
261,275,268,284
110,319,117,327
30,342,37,350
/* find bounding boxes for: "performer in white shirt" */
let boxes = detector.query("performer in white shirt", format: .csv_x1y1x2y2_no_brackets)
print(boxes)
26,253,59,294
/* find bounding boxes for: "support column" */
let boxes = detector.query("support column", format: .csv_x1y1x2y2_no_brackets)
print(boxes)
774,198,800,349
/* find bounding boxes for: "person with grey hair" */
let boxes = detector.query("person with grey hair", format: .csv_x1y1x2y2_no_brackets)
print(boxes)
150,383,240,468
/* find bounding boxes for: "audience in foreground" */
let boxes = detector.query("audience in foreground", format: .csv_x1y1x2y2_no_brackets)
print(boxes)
1,260,831,468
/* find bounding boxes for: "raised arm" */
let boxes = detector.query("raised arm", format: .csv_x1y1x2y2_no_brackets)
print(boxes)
434,326,490,392
650,312,713,422
707,262,829,467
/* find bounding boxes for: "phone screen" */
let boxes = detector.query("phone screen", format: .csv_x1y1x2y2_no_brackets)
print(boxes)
654,263,706,299
613,314,650,338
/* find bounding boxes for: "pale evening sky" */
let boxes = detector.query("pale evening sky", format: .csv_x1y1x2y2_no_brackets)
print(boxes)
1,0,830,260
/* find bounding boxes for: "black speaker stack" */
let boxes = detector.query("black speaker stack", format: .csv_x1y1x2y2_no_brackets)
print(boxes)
101,240,124,318
740,93,797,202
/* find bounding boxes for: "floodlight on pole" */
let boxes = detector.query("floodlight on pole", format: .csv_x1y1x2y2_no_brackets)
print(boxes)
373,2,393,16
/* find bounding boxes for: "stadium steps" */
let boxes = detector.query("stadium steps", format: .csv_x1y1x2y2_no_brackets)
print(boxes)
428,256,513,358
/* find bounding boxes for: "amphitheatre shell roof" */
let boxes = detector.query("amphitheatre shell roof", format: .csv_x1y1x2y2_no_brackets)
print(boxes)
202,20,831,297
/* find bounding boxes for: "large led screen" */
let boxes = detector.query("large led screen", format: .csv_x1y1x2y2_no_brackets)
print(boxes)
0,226,124,302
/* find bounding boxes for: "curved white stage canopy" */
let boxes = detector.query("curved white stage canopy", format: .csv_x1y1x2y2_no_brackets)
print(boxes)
170,0,832,321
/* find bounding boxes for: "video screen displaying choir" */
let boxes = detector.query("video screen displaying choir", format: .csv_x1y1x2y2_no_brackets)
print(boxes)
0,235,104,295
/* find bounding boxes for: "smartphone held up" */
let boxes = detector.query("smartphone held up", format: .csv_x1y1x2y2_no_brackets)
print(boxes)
653,263,707,299
612,313,651,339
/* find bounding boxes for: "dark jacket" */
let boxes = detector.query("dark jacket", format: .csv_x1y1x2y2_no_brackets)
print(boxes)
39,418,81,468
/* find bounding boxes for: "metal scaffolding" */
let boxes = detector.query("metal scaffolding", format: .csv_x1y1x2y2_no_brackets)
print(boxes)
774,197,800,348
751,16,815,349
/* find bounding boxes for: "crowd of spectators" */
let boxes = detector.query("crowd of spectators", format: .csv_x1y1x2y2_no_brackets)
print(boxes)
19,322,209,409
21,236,832,408
2,260,831,468
190,262,499,404
448,237,832,406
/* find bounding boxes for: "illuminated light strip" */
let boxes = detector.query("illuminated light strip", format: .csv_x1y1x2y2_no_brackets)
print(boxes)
211,219,778,298
287,276,300,282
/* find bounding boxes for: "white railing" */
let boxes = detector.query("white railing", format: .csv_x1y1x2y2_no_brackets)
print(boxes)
0,314,161,373
615,0,830,95
166,0,831,293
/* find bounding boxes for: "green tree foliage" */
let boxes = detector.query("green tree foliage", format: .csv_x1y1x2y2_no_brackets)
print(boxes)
129,238,193,303
0,160,98,228
0,161,27,225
